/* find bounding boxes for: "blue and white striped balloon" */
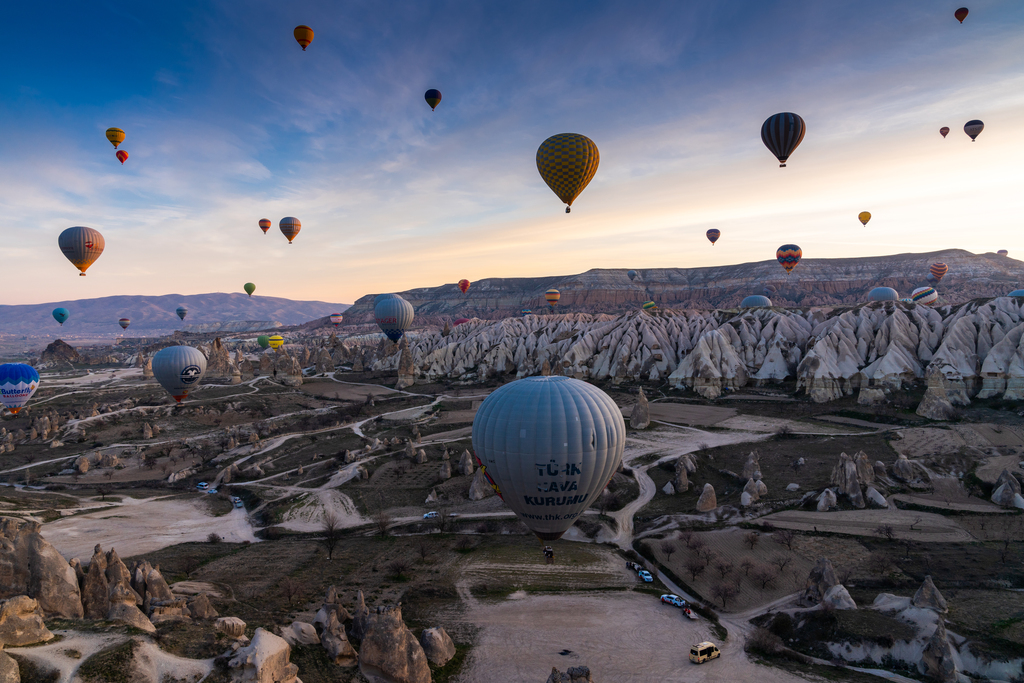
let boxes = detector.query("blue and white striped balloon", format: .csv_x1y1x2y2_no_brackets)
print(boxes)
0,364,40,415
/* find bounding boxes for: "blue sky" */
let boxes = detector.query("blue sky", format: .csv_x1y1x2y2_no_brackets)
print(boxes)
2,0,1024,305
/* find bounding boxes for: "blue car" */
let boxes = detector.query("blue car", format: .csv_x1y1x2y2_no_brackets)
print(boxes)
638,570,653,582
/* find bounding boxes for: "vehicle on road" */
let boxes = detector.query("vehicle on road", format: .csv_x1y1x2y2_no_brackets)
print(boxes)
637,570,653,582
196,482,208,490
689,642,720,664
626,561,642,572
423,511,439,519
206,488,218,494
448,513,459,517
660,594,687,608
231,497,244,508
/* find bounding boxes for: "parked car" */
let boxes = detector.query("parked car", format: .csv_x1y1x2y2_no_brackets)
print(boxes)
196,482,208,490
660,594,687,608
423,511,439,519
448,513,459,517
206,488,218,494
626,561,642,572
689,641,720,664
231,497,244,508
637,570,653,582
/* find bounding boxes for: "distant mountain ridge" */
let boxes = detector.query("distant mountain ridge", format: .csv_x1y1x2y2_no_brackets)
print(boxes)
344,249,1024,324
0,293,349,339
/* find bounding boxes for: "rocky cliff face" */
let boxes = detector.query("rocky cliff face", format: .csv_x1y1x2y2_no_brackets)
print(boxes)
344,249,1024,324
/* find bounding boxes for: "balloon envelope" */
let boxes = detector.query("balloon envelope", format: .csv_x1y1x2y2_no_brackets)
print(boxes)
761,113,806,167
911,286,938,305
776,245,802,274
268,335,284,349
453,318,470,326
294,25,313,50
329,313,344,327
116,150,128,164
521,309,532,316
58,226,105,276
939,127,950,138
244,283,256,297
706,229,721,245
152,346,207,403
1009,290,1024,297
257,335,270,349
741,295,772,307
52,308,69,326
118,318,130,330
858,211,871,226
642,301,657,312
105,127,125,148
471,376,625,541
954,7,968,23
536,134,600,212
424,89,442,110
176,306,188,321
869,287,899,302
998,250,1009,256
458,279,470,294
627,270,637,281
374,296,414,342
0,364,39,414
259,219,271,234
964,120,984,141
544,288,560,308
929,263,948,281
374,293,400,305
763,285,777,297
279,217,301,243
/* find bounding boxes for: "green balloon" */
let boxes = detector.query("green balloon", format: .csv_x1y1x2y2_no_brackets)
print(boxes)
257,335,270,349
244,282,256,297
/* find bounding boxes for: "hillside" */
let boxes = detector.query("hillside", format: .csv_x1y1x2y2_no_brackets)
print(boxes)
344,249,1024,324
0,293,349,340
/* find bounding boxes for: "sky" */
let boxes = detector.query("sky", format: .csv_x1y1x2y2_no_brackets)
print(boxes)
2,0,1024,306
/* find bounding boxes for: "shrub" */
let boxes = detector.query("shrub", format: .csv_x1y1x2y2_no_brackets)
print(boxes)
745,627,784,656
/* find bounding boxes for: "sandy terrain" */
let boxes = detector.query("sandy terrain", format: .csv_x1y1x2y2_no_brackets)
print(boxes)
42,497,258,559
455,592,804,683
300,381,399,401
975,454,1024,484
891,428,967,458
435,409,478,425
966,424,1024,448
763,509,974,542
633,402,737,426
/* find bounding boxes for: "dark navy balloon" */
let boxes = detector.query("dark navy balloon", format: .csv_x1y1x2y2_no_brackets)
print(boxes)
761,113,806,167
374,296,414,342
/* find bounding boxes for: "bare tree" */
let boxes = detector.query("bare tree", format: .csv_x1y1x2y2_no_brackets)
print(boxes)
771,555,792,572
752,565,777,589
743,532,760,550
740,558,755,576
680,531,696,549
373,489,393,537
772,529,795,551
279,577,302,605
685,557,707,581
712,582,739,609
660,540,677,564
874,524,895,541
868,551,895,577
418,540,431,562
96,485,112,501
714,558,734,579
698,546,717,567
319,512,342,561
387,559,410,579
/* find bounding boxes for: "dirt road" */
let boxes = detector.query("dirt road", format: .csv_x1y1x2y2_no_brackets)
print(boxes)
763,509,974,542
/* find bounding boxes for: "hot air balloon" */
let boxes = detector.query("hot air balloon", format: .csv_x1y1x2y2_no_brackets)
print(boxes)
741,295,772,307
374,293,400,305
0,364,39,415
458,279,470,294
706,229,721,246
1009,290,1024,297
763,284,778,297
927,273,937,284
329,313,344,327
911,286,938,305
268,335,284,349
868,287,899,302
52,308,69,326
627,270,637,281
471,376,625,541
761,112,806,167
776,245,802,274
858,212,871,226
954,7,968,23
279,217,301,243
453,318,471,326
118,318,130,330
964,120,984,142
259,219,271,234
940,127,950,138
105,128,125,148
294,25,314,50
257,335,270,349
58,226,105,276
544,288,561,309
642,301,657,312
536,133,600,213
374,296,414,342
998,250,1009,256
929,263,948,281
152,346,207,403
899,297,914,303
176,305,188,321
521,309,532,316
115,150,129,165
424,89,442,110
244,283,256,297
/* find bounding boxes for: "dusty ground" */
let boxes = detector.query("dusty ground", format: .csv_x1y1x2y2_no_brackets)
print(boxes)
762,509,974,542
890,427,967,457
976,454,1024,484
630,401,738,426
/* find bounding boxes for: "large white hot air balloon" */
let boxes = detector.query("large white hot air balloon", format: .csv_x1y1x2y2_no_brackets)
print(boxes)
152,346,207,403
471,376,625,541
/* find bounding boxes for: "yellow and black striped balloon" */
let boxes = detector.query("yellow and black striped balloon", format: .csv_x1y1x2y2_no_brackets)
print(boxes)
105,127,125,148
536,133,599,213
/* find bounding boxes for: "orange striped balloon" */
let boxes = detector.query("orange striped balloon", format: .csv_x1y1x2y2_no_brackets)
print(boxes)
458,279,470,294
544,288,560,309
258,218,271,234
294,25,314,50
929,262,948,280
279,217,301,244
776,244,802,274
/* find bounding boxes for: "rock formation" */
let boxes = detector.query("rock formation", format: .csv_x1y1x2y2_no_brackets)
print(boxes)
207,337,230,378
216,616,247,639
0,595,54,646
420,626,456,666
893,454,916,482
922,620,958,683
829,452,865,508
39,339,80,366
991,469,1023,507
695,483,717,512
315,347,334,374
741,451,762,480
468,468,495,501
801,557,839,606
321,610,357,666
817,488,838,511
0,517,84,618
629,388,650,429
662,481,676,496
458,450,474,476
546,666,594,683
438,457,451,481
82,545,110,619
821,584,857,610
395,337,416,390
912,575,948,613
280,621,320,646
671,456,690,493
741,478,760,506
0,651,18,682
358,605,431,683
228,628,300,683
351,590,370,641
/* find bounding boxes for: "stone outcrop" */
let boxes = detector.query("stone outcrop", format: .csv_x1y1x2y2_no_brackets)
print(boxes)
321,611,357,666
865,486,888,508
0,595,54,646
468,468,495,501
922,620,958,683
216,616,247,639
671,456,690,493
228,628,300,683
420,626,456,666
893,454,916,482
82,545,110,619
629,388,650,429
351,590,370,641
991,469,1023,507
741,478,760,506
315,347,334,374
801,557,839,606
912,575,948,613
207,337,230,378
39,339,80,366
741,451,762,480
395,337,416,390
0,651,18,682
695,483,717,512
661,481,676,496
358,605,430,683
458,450,474,476
105,548,154,633
817,488,838,511
188,592,218,620
0,517,84,618
546,666,594,683
821,584,857,610
280,621,319,646
829,452,865,508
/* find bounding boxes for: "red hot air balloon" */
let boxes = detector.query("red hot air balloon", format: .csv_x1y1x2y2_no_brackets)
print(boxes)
776,244,802,274
706,229,721,246
954,7,968,23
939,127,950,138
116,150,129,165
258,219,271,234
458,279,470,294
118,318,130,330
